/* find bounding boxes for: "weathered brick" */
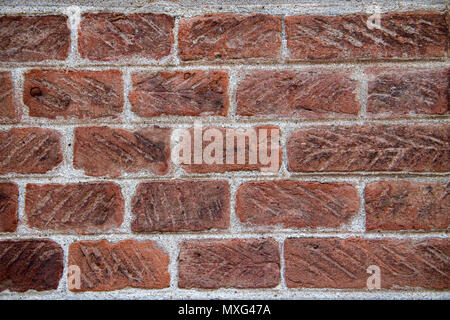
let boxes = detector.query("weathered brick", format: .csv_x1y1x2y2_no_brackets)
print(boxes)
0,240,63,292
178,239,280,289
236,181,359,229
0,15,70,62
236,69,360,119
284,237,450,289
178,13,281,62
129,70,229,117
78,13,174,61
68,240,170,291
287,124,449,172
365,181,449,231
286,11,447,61
23,70,123,120
0,72,15,120
0,183,18,232
132,180,229,232
74,126,171,177
0,128,62,174
25,183,124,234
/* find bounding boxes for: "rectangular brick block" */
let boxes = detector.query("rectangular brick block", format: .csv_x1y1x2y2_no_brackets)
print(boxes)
0,183,18,232
178,13,281,62
0,15,70,62
236,181,359,229
25,183,124,234
68,240,170,291
284,237,450,289
23,70,123,120
287,124,449,172
0,71,15,120
178,239,280,289
286,11,447,61
365,181,449,231
132,180,229,232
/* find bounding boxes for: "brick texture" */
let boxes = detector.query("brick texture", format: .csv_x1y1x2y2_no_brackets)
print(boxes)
0,71,15,120
0,183,18,232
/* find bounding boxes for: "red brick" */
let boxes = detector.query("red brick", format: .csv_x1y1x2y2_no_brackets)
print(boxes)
0,183,18,232
68,240,170,291
178,13,281,62
78,13,174,61
287,124,449,172
284,237,450,289
236,181,359,229
0,72,15,120
236,69,360,119
178,239,280,289
132,180,229,232
365,181,449,231
0,240,63,292
0,128,62,174
129,70,229,117
74,126,171,177
286,11,447,61
25,183,124,234
23,70,123,120
0,15,70,62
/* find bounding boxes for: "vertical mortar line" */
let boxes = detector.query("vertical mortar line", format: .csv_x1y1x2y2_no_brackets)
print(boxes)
357,65,368,120
122,68,133,125
65,5,82,66
12,68,26,120
119,179,137,234
278,123,290,178
280,14,287,63
228,177,241,234
278,234,287,290
227,67,239,119
358,179,368,234
172,16,181,66
15,180,27,235
168,236,180,291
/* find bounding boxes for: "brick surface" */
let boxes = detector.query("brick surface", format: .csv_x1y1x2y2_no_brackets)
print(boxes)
286,11,447,61
236,181,359,229
129,70,229,117
132,180,229,232
78,13,174,61
74,126,171,177
0,71,15,120
25,183,124,234
365,181,449,231
284,237,450,289
0,183,18,232
178,13,281,61
0,240,63,292
68,240,170,291
0,15,70,62
178,239,280,289
0,128,62,174
23,70,123,120
287,124,449,172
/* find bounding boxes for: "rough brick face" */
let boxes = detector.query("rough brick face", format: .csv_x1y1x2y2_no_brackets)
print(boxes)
287,124,449,172
365,181,449,231
23,70,123,120
0,183,18,232
0,240,63,292
68,240,170,291
0,71,15,120
178,13,281,61
129,70,229,117
25,183,124,234
74,126,171,177
78,13,174,61
286,11,447,61
236,181,359,229
0,15,70,62
178,239,280,289
284,238,450,289
132,180,229,232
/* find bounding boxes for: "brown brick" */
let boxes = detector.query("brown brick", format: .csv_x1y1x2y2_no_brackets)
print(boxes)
25,183,124,234
68,240,170,291
178,239,280,289
0,240,63,292
132,180,229,232
0,183,18,232
129,70,229,117
23,70,123,120
0,72,15,120
286,11,447,61
236,181,359,229
178,13,281,62
78,13,174,61
0,128,62,174
73,126,171,177
365,181,449,231
0,15,70,62
284,237,450,289
287,124,449,172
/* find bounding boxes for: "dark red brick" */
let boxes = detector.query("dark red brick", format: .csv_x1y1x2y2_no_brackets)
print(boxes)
0,183,18,232
0,72,15,120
